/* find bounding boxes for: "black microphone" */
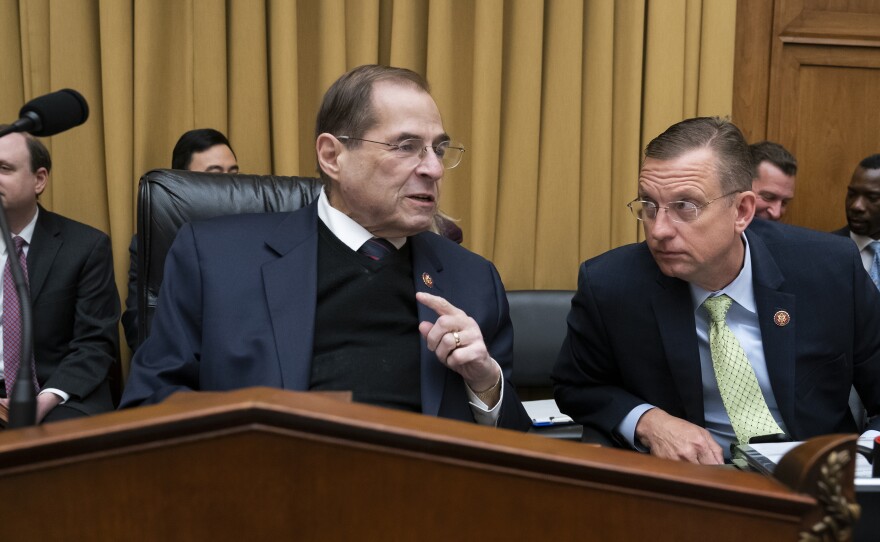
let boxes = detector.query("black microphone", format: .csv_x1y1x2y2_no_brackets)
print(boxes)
0,89,89,138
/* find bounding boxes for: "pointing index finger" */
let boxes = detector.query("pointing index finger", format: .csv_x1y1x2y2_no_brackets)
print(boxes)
416,291,462,317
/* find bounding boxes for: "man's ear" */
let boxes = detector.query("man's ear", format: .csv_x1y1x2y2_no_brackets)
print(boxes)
316,133,343,181
734,190,756,233
33,167,49,196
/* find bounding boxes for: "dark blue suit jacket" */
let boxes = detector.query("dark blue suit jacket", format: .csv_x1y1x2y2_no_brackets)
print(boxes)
553,219,880,445
120,202,529,430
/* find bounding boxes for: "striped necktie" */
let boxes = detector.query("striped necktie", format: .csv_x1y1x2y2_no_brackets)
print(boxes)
358,238,396,260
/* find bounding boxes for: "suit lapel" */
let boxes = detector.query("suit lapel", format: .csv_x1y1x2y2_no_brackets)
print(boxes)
652,272,705,424
262,204,319,390
746,230,797,435
410,233,446,416
26,207,62,302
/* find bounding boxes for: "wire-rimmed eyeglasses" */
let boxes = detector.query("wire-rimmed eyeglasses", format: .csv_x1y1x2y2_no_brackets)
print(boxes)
627,191,741,223
336,136,465,169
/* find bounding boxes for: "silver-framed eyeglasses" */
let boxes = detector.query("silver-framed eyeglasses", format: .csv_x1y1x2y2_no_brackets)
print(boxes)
336,136,465,169
627,191,741,223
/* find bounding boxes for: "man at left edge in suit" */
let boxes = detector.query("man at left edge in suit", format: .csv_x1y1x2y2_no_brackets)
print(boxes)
120,65,530,431
0,128,120,423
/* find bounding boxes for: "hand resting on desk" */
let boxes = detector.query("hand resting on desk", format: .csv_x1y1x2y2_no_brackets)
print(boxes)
636,408,724,465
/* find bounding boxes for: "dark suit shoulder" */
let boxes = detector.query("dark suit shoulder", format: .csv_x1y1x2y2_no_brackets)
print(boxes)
191,208,298,233
574,242,661,299
185,203,317,258
747,219,857,255
413,230,490,266
746,219,863,290
37,208,110,243
582,241,656,278
583,241,653,270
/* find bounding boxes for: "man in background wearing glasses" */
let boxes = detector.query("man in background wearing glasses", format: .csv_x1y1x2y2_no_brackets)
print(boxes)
121,65,530,431
553,117,880,464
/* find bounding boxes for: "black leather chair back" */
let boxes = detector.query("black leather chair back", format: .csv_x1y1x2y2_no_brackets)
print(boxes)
506,290,575,400
136,169,323,344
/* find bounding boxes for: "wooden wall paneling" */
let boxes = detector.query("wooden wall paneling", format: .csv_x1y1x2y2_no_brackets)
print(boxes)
732,0,776,142
765,0,880,230
735,0,880,231
771,46,880,230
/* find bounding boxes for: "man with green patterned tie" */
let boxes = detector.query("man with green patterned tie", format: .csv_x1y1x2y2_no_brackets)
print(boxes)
553,117,880,464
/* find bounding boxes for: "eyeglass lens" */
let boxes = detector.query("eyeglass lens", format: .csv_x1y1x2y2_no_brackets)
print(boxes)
630,201,700,222
398,139,463,168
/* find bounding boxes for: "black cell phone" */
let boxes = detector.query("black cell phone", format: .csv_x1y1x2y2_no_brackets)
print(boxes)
748,433,791,444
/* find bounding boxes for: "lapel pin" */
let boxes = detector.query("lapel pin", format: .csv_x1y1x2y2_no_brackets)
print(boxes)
773,310,790,327
422,272,434,288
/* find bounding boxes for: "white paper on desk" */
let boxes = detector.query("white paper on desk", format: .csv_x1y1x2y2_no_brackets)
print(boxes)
747,430,879,479
744,441,799,474
522,399,573,426
856,430,880,479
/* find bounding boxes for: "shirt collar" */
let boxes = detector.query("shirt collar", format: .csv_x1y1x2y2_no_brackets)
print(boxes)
316,187,406,251
690,232,757,315
849,231,880,252
1,206,39,255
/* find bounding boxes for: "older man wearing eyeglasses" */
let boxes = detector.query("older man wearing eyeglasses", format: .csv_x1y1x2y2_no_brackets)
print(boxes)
553,117,880,464
121,65,530,431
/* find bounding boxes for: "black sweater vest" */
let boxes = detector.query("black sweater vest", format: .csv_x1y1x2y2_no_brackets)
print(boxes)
309,223,422,412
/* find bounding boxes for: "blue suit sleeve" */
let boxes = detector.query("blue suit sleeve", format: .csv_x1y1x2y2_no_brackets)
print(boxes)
486,263,530,431
552,261,649,445
119,224,203,407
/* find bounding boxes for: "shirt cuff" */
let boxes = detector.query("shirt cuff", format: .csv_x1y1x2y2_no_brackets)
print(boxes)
466,361,503,426
616,404,655,451
40,388,69,404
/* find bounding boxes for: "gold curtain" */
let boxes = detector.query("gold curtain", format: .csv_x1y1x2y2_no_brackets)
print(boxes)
0,0,735,348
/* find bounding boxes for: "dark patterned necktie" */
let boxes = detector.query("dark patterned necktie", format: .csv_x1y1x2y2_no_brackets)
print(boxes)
4,236,38,397
358,238,396,260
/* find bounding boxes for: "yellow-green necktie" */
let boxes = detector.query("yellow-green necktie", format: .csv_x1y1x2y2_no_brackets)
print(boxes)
703,294,783,444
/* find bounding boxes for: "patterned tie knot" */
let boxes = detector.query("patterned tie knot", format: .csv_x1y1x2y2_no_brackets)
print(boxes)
12,236,26,255
11,236,28,288
870,241,880,257
703,294,732,323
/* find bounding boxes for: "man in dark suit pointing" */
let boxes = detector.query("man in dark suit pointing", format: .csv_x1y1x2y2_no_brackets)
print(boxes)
554,117,880,463
121,65,529,430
